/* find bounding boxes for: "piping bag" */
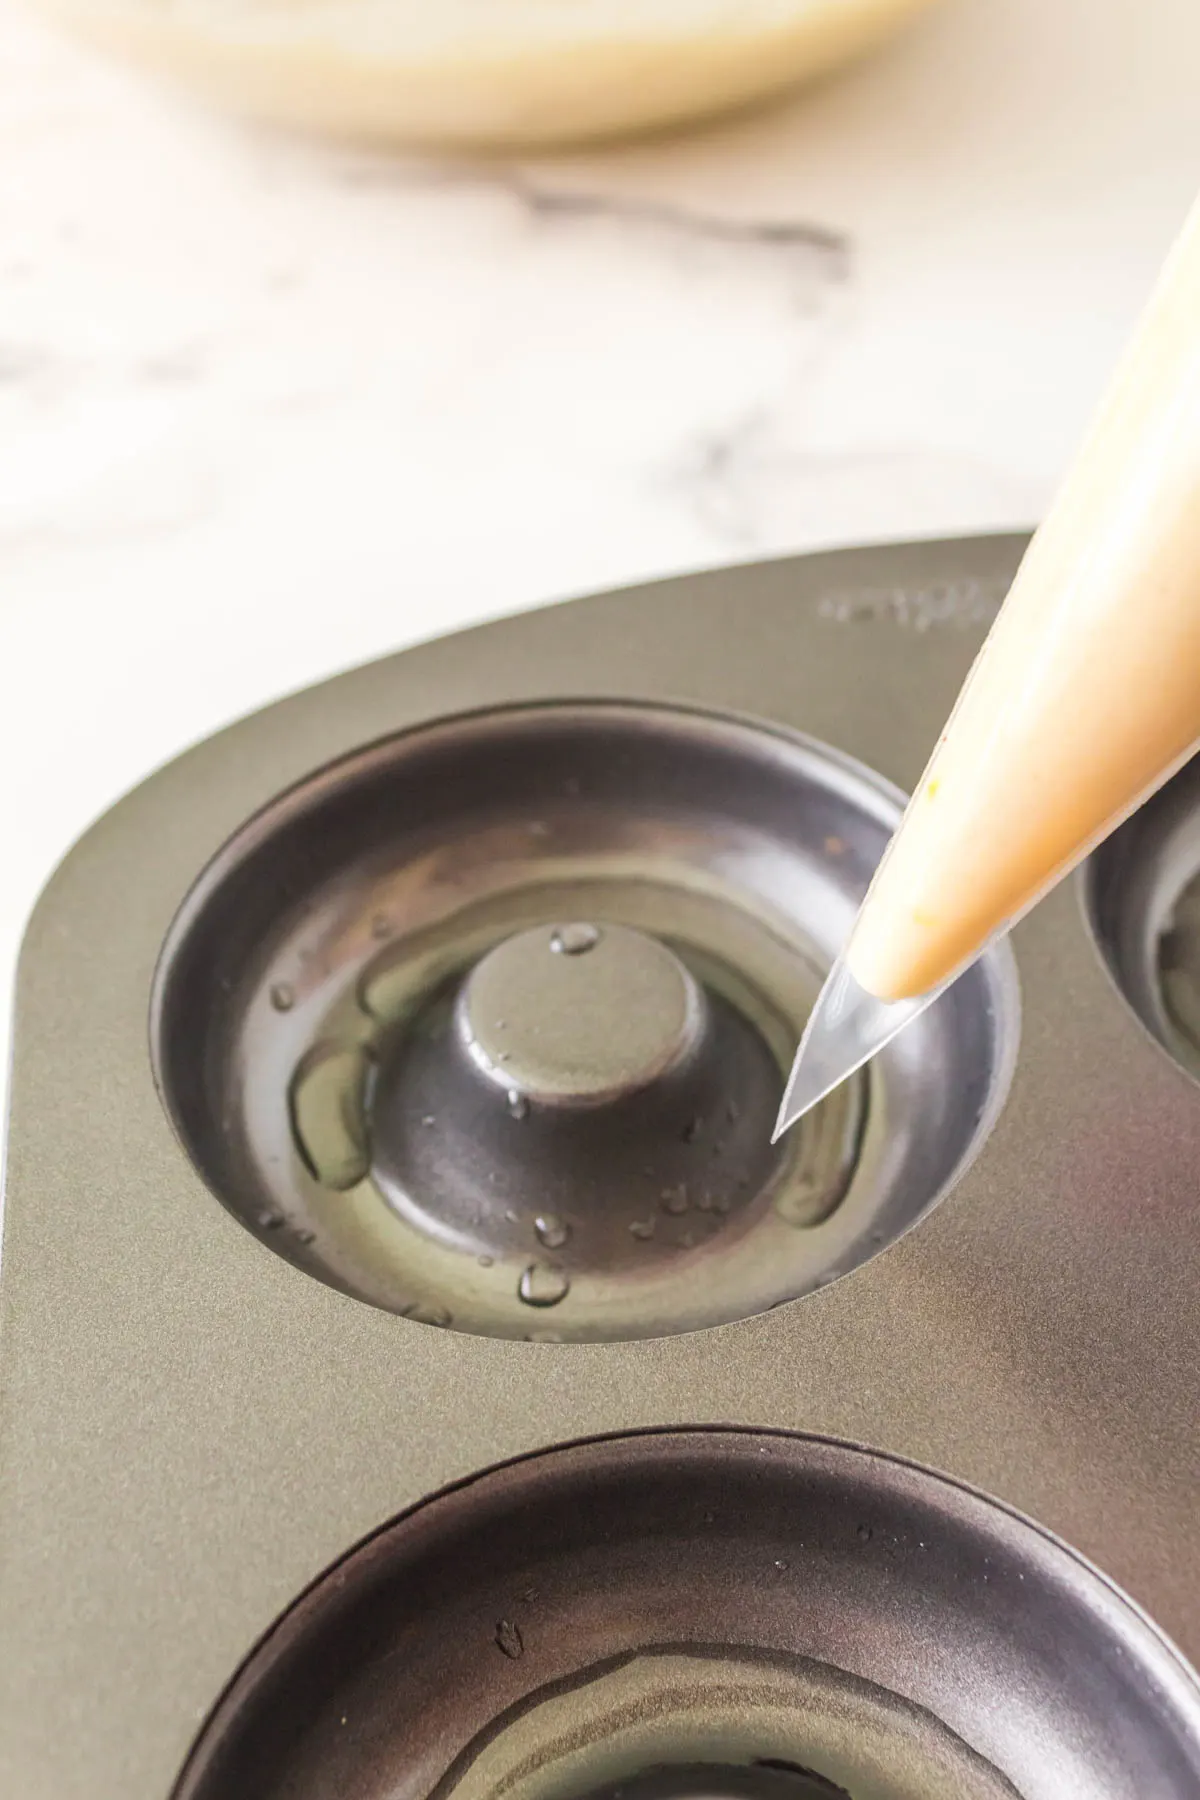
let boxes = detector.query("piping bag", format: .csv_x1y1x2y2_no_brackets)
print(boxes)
775,191,1200,1139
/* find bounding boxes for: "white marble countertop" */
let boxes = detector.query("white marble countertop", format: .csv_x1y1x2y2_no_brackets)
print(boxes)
1,0,1199,1105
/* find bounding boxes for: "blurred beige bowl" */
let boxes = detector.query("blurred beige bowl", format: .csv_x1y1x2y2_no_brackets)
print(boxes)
35,0,944,148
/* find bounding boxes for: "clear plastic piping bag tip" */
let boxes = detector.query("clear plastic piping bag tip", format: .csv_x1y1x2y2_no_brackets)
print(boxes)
772,955,943,1142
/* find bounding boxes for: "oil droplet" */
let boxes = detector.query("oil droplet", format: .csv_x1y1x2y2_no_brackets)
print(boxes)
269,982,295,1013
507,1091,530,1121
403,1302,452,1328
494,1619,524,1659
257,1209,285,1231
478,1254,494,1268
550,922,600,956
294,1228,316,1246
629,1218,656,1241
857,1523,873,1543
660,1184,689,1216
422,1114,436,1127
289,1040,371,1191
774,1559,790,1571
518,1262,570,1307
824,835,846,857
524,1328,564,1343
534,1213,570,1250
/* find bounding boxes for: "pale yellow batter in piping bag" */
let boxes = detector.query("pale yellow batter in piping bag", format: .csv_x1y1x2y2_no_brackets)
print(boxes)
776,192,1200,1139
